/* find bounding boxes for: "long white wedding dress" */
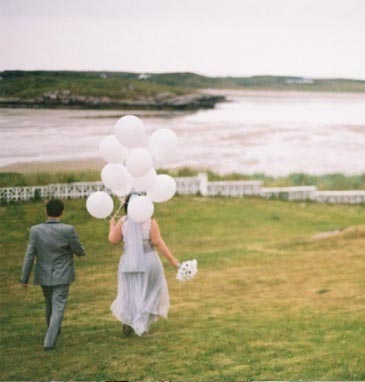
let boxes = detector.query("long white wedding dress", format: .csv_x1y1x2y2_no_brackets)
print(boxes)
111,217,170,336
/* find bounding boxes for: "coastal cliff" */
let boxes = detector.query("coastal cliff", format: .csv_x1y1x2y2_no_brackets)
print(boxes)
0,91,225,110
0,70,225,110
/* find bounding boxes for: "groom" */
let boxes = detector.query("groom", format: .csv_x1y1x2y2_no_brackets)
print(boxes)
20,199,86,351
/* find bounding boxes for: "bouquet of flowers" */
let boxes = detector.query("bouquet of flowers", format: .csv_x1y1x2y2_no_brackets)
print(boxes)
176,259,198,282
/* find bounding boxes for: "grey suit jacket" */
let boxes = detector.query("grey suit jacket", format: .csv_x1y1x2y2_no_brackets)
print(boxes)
21,220,86,286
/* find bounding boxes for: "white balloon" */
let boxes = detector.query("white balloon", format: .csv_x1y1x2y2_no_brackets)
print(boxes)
114,115,146,148
140,134,150,149
86,191,114,219
125,148,153,177
112,178,133,197
131,168,157,192
99,135,128,163
147,174,176,203
150,128,178,162
101,163,130,191
127,195,154,223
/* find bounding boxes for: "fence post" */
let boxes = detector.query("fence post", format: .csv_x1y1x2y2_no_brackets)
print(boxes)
198,173,208,196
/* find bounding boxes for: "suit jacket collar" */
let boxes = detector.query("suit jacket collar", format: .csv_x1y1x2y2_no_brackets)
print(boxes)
46,219,61,224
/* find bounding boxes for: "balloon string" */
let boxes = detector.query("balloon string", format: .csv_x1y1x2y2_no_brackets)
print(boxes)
112,196,126,219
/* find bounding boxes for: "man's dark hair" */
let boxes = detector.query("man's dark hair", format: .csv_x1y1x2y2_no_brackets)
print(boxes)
46,199,64,217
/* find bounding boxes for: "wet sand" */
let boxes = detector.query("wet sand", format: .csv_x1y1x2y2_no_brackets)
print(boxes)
0,158,104,173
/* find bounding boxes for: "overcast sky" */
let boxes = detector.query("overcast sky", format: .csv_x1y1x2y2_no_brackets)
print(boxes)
1,0,364,79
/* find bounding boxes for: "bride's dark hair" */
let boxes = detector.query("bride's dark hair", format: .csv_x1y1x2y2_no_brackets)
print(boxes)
124,192,140,214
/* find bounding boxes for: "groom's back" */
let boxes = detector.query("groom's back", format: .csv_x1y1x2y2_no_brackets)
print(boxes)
31,221,85,285
33,222,75,260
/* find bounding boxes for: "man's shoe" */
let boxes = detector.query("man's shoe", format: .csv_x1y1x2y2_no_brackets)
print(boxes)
122,324,133,336
44,346,55,351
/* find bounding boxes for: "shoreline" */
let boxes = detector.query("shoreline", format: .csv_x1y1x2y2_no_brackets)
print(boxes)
1,89,364,114
201,88,365,98
0,93,225,111
0,158,105,174
2,90,365,113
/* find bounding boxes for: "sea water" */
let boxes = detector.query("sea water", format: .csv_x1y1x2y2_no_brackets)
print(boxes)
0,91,364,175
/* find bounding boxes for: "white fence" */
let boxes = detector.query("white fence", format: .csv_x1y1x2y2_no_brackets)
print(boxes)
315,190,365,204
207,180,262,197
260,186,317,201
1,173,364,204
0,182,105,202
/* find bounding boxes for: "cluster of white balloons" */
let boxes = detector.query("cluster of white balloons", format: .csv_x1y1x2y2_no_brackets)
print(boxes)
86,115,178,222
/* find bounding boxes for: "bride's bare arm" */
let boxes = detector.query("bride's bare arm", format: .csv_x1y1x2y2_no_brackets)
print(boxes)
108,217,123,244
150,218,179,267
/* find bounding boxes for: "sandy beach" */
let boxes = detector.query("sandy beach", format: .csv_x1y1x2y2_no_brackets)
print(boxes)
0,158,104,173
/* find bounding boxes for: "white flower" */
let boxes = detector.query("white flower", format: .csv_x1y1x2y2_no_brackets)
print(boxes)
176,259,198,282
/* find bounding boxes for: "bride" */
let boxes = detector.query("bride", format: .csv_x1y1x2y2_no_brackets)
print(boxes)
108,193,180,336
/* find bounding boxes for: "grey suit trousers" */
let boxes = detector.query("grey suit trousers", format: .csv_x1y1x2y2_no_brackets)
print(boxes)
41,284,70,348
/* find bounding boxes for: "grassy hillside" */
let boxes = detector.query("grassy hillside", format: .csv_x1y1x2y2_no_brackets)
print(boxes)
1,71,365,105
149,72,365,92
1,196,365,381
0,70,189,100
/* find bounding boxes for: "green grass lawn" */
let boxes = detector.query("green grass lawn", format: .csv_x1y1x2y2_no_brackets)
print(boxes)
1,196,365,381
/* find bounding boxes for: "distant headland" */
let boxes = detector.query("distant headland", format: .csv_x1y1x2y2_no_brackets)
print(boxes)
1,70,365,110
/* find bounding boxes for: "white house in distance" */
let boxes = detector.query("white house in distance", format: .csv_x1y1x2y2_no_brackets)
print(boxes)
285,77,314,84
138,73,152,80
